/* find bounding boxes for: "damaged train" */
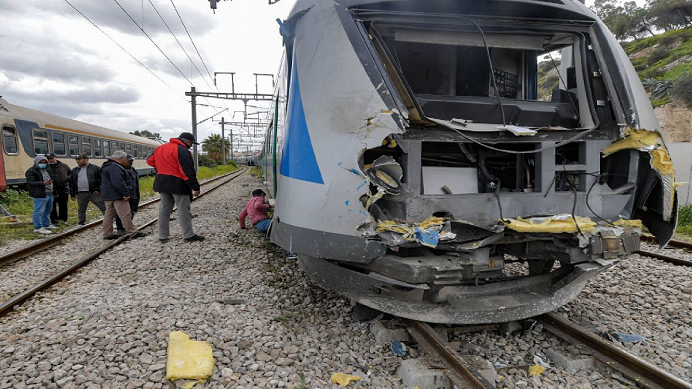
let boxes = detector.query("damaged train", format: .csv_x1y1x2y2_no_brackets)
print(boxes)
257,0,678,324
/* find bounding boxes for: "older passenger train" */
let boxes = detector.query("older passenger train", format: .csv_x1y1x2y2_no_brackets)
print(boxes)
0,97,160,191
257,0,678,324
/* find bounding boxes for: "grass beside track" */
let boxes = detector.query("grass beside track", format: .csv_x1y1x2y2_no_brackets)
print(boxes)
0,164,238,246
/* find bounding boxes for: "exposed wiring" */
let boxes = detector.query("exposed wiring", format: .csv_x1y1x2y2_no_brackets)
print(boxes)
450,127,596,155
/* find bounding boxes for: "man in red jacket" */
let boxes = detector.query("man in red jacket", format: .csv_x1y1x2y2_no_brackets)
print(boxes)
146,132,204,243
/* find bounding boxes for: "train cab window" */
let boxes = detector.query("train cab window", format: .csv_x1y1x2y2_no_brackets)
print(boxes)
69,135,80,156
52,132,66,156
368,24,595,129
32,129,49,155
103,141,110,157
2,126,19,155
82,136,92,157
94,139,102,157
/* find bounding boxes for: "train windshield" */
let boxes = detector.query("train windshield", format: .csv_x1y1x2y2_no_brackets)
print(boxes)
362,17,600,131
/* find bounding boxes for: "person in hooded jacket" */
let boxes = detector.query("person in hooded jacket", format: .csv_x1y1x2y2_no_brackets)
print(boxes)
115,154,140,235
101,150,145,240
146,132,204,243
46,153,71,226
239,189,273,232
25,156,57,234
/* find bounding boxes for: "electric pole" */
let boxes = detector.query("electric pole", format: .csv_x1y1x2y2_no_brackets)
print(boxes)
221,117,226,165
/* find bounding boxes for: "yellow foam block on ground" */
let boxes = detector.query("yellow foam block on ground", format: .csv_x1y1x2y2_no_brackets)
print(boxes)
331,372,362,386
166,331,214,381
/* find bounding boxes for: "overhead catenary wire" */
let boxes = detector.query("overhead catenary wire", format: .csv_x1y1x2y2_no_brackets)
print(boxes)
62,0,186,103
112,0,195,87
170,0,215,85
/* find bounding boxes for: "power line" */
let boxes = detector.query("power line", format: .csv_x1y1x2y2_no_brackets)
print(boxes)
146,0,215,91
112,0,195,86
62,0,185,102
170,0,215,85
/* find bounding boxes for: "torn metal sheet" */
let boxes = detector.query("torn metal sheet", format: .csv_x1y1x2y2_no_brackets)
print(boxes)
502,214,597,234
603,127,678,221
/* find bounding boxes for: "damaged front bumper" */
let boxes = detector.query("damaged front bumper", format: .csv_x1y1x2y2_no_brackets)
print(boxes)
299,254,612,324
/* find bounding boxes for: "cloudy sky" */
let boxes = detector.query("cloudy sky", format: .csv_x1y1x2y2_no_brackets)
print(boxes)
0,0,297,150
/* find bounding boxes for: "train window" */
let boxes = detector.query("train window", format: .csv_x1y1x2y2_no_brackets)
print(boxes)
111,142,119,153
82,136,92,157
52,132,66,156
133,145,138,158
2,127,19,155
103,141,110,157
32,129,49,155
69,135,79,156
94,139,102,157
125,143,132,154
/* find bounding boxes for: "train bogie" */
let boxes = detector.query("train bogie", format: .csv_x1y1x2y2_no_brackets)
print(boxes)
259,0,677,324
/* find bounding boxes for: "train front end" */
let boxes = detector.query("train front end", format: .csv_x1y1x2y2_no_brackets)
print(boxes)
271,0,677,324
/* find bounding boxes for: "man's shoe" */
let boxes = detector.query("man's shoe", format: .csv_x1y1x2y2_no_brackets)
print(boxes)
116,228,126,236
77,222,85,226
104,234,119,240
184,235,205,242
45,225,58,229
34,228,52,235
128,232,146,239
61,221,70,226
159,238,169,243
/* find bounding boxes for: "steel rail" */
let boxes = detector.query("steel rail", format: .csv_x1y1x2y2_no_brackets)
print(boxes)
0,169,246,317
406,320,494,389
635,250,692,267
640,235,692,251
538,312,692,389
0,169,244,267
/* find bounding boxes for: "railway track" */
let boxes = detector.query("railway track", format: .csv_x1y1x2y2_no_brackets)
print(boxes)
0,168,244,267
636,236,692,267
0,167,247,317
409,314,692,389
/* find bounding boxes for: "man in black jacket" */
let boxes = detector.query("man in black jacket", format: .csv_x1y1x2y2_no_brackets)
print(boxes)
25,155,57,234
115,154,141,235
70,153,106,225
101,151,144,240
46,153,71,226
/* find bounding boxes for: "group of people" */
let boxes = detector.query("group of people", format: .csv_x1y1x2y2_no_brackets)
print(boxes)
25,132,205,243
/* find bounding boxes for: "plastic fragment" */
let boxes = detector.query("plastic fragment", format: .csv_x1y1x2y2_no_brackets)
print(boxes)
166,331,214,381
391,340,407,356
330,372,362,386
609,332,645,343
528,364,545,377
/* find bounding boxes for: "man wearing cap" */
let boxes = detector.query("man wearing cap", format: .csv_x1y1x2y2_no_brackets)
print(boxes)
70,153,106,225
115,154,140,235
25,156,58,234
146,132,204,243
46,153,71,226
101,150,145,240
239,188,273,233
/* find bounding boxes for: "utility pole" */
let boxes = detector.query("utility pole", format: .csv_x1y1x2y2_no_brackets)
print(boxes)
190,86,199,171
220,116,226,165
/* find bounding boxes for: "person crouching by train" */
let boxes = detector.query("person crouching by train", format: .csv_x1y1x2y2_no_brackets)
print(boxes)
46,153,71,227
70,153,106,226
101,151,145,240
146,132,204,243
239,189,273,233
115,154,140,235
25,156,57,234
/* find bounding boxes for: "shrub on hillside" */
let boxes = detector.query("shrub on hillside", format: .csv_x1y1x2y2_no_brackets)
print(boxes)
672,75,692,106
647,46,670,65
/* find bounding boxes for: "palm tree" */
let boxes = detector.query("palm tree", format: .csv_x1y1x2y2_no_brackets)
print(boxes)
202,134,230,163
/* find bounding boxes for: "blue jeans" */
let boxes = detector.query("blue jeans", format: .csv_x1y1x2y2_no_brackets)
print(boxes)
33,195,54,229
255,218,271,233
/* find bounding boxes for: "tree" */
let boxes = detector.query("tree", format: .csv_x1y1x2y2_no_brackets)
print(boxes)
593,0,655,40
129,130,163,142
648,0,692,31
202,134,230,163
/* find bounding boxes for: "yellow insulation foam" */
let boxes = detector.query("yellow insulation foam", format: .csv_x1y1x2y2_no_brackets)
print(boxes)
503,216,596,234
166,331,214,381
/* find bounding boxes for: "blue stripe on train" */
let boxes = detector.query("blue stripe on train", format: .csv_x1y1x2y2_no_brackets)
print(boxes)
279,54,324,185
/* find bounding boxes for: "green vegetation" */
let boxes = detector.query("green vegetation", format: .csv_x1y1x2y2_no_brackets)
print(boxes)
676,204,692,238
201,134,231,164
0,164,238,246
249,166,263,178
273,311,299,323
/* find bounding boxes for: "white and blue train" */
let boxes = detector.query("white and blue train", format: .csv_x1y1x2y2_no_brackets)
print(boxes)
256,0,678,324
